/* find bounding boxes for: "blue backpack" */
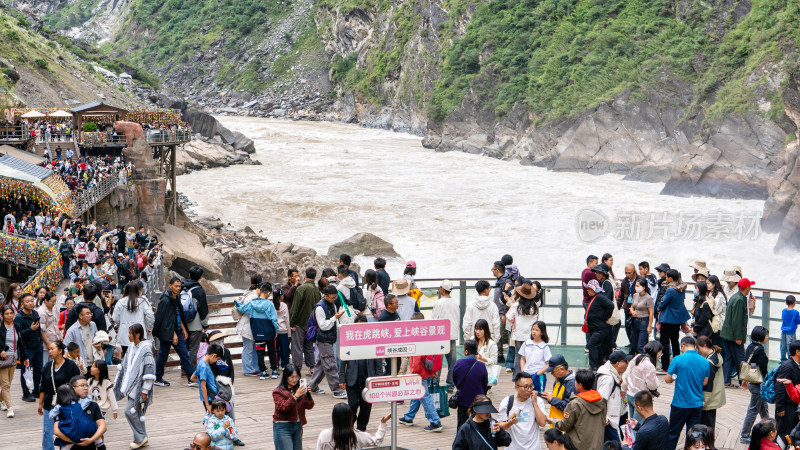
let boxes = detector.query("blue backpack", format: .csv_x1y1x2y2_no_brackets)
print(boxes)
305,301,325,342
762,367,779,404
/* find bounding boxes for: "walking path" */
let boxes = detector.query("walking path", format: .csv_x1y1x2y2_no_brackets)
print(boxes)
5,360,757,449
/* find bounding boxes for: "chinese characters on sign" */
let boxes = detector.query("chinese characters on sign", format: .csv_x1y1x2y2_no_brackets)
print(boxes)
362,374,425,404
339,319,451,360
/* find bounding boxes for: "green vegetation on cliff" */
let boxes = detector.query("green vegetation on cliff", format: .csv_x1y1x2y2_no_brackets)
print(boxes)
427,0,800,124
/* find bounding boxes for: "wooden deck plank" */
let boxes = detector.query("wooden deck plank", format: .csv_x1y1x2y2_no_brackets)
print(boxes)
1,361,766,449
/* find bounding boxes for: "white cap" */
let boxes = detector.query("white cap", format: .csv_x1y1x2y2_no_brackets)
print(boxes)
440,279,453,291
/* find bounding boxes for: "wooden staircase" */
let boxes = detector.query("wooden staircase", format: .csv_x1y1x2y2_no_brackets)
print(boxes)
30,140,80,160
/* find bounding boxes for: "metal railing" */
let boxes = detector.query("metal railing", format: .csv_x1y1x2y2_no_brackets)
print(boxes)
202,276,797,363
71,175,120,216
141,254,164,306
146,129,192,145
77,129,193,147
0,125,29,141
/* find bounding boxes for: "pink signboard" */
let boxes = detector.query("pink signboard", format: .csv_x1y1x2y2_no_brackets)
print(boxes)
362,374,425,403
338,319,451,360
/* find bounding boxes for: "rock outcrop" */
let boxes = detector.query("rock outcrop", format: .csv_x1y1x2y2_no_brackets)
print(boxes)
327,232,400,258
762,73,800,250
159,223,223,280
176,136,259,175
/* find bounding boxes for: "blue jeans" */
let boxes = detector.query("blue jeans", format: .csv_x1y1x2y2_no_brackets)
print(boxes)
273,421,302,450
43,408,55,450
241,337,259,374
604,424,620,442
505,344,515,370
277,333,290,367
627,394,644,437
668,405,702,450
403,377,440,426
781,333,796,361
128,247,134,258
533,373,546,392
629,318,650,355
105,345,114,365
155,334,195,381
723,339,745,384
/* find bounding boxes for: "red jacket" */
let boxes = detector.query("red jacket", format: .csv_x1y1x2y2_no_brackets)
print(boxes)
410,354,442,379
272,385,314,425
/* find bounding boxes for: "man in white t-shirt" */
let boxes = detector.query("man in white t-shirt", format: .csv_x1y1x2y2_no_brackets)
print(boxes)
497,371,547,450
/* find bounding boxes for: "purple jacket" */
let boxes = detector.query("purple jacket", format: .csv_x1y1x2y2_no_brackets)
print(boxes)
452,356,488,407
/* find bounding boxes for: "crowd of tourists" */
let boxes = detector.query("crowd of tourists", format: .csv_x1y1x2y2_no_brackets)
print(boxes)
4,246,800,450
43,154,131,192
0,119,74,143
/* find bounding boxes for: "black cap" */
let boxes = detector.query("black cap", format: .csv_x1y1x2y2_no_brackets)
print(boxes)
471,400,498,414
546,354,568,372
609,350,633,364
655,263,671,273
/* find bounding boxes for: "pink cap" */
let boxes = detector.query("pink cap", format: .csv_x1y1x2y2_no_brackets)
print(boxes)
405,260,417,269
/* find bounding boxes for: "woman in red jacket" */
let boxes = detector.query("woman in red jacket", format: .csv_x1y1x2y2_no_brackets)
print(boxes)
273,364,314,450
747,418,780,450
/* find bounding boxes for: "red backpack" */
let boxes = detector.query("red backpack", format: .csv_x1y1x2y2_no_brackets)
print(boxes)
137,253,147,270
425,354,443,374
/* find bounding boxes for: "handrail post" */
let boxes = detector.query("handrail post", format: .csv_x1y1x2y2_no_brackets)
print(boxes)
560,280,568,346
459,280,467,345
762,290,771,356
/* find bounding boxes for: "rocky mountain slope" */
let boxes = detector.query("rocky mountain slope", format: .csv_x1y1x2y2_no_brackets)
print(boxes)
10,0,800,249
0,5,142,108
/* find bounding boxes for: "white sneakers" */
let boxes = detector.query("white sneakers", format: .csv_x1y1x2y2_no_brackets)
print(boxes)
6,408,14,418
0,401,6,411
130,437,149,448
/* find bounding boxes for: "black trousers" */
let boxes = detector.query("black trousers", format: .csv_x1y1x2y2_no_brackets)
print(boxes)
255,339,277,372
700,409,716,429
457,405,470,431
347,382,372,431
588,327,612,370
21,346,43,397
660,323,681,370
778,405,798,447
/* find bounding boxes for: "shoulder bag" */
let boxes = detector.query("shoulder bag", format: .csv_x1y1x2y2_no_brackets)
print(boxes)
582,295,597,333
0,327,16,369
739,346,764,384
448,360,478,409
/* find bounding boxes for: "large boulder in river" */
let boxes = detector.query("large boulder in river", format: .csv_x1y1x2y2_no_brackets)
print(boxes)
160,224,223,280
327,232,400,258
222,243,342,289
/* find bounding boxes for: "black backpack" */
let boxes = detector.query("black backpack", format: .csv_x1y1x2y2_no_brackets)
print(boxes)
348,286,367,312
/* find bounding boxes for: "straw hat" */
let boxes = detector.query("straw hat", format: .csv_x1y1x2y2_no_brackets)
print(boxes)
391,278,411,295
691,269,710,282
720,269,741,283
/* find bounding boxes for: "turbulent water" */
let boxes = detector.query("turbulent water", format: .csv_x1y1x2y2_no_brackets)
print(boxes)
178,116,798,292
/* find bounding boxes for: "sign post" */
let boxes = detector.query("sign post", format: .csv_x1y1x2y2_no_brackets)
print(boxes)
339,319,451,450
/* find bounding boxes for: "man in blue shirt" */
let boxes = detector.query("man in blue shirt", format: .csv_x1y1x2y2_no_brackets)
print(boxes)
665,336,709,450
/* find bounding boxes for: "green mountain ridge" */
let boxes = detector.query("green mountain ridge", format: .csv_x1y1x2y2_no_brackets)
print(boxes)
0,5,141,108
